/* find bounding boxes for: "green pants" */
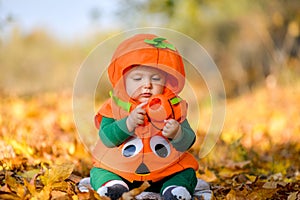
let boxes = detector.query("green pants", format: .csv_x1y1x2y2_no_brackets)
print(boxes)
90,167,197,195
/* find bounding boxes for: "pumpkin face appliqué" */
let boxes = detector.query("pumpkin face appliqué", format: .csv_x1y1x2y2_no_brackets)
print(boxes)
92,95,198,182
122,135,172,175
92,133,186,182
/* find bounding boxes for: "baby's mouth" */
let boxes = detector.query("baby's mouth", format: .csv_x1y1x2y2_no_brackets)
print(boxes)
140,93,152,98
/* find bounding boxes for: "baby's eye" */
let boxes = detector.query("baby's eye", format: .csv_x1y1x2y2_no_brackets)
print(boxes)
132,76,142,81
151,76,161,81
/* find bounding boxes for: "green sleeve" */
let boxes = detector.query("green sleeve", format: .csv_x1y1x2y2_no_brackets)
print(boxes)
99,116,134,148
170,119,196,152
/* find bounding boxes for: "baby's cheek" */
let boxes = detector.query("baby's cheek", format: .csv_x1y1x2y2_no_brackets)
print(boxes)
129,89,140,99
153,85,165,95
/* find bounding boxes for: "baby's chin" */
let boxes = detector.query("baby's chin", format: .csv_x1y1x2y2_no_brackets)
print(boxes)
139,97,150,103
138,97,151,103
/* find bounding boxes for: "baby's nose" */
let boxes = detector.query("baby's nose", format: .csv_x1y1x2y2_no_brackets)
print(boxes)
143,79,152,88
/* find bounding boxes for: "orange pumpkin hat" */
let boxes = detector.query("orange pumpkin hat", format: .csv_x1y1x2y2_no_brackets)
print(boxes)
109,33,185,100
95,34,187,127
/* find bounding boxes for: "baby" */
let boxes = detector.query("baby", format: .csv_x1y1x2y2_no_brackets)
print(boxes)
91,34,199,200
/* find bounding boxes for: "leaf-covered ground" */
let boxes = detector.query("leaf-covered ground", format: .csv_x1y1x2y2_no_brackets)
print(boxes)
0,83,300,199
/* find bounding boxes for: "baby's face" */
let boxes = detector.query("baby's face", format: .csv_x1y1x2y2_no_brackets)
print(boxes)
125,66,166,103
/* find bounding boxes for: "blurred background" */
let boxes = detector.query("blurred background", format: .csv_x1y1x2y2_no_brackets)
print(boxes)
1,2,300,197
1,0,299,96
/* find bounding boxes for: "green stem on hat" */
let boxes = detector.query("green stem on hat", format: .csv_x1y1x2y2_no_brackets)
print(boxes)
144,37,176,51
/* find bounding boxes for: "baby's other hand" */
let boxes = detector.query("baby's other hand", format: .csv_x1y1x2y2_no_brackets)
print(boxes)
162,119,181,139
126,101,147,132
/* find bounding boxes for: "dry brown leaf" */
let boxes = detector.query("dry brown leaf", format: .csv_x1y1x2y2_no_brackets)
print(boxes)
76,187,109,200
218,168,248,179
262,181,287,189
4,172,26,198
76,191,91,200
225,160,251,170
121,181,150,200
50,190,69,199
68,173,83,184
247,188,278,199
225,189,238,200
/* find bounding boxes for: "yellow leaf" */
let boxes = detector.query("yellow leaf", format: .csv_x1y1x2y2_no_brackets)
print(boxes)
19,169,40,180
0,193,21,200
5,172,26,198
225,189,237,200
51,181,70,191
40,162,74,186
197,168,217,182
72,195,79,200
296,171,300,181
23,178,39,197
51,190,68,199
218,168,247,179
9,140,35,158
32,185,51,200
245,174,257,183
288,192,299,200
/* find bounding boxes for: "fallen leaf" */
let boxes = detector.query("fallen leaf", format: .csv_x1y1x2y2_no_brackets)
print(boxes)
218,167,247,179
76,187,107,200
225,188,244,200
50,190,68,199
247,188,278,199
262,181,278,189
287,192,299,200
225,160,251,170
67,173,83,184
4,172,26,198
23,178,37,197
197,168,218,182
40,162,75,186
19,169,41,180
0,192,21,200
121,181,150,200
262,181,287,189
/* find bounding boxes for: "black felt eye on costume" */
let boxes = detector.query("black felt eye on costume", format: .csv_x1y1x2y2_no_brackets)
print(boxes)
122,138,143,158
123,145,137,157
154,144,169,158
150,136,170,158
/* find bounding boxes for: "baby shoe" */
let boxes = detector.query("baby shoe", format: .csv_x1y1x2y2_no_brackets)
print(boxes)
97,180,129,200
77,177,91,193
193,179,213,200
162,186,192,200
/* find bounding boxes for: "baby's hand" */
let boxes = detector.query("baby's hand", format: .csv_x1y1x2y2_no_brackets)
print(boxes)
162,119,181,139
126,102,147,132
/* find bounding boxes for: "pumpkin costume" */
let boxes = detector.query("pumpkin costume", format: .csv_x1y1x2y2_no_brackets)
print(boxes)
91,34,198,195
